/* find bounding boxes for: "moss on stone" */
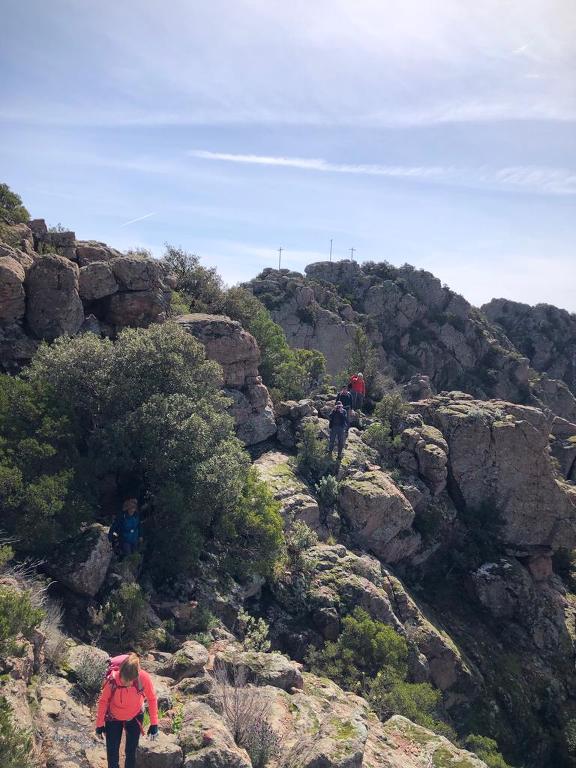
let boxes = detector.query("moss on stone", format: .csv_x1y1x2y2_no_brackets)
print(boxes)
432,746,476,768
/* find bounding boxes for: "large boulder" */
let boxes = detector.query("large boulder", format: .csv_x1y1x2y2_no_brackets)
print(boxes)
76,241,123,267
137,733,183,768
104,289,168,327
253,451,323,534
214,648,304,691
338,470,416,560
44,524,113,597
176,314,260,388
0,255,26,323
375,715,488,767
273,544,473,697
110,255,166,291
177,314,277,445
25,254,84,340
79,261,118,301
158,641,209,682
413,393,576,551
179,701,251,768
399,424,448,495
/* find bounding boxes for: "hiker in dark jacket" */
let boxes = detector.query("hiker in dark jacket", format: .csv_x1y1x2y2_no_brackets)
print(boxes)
336,385,353,430
328,402,348,460
108,497,141,557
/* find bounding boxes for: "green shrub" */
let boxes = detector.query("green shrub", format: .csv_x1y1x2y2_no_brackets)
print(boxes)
306,608,452,737
169,289,192,317
22,324,282,583
0,697,33,768
286,521,319,552
237,608,271,652
306,608,408,694
222,287,325,399
0,585,44,656
363,422,393,455
0,183,29,225
296,423,331,482
370,678,452,737
314,475,339,508
218,468,284,580
464,735,515,768
0,375,89,555
161,244,224,313
373,393,408,432
102,582,148,646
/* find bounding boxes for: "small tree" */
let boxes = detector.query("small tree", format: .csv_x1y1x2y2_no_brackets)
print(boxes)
0,585,44,656
161,244,223,313
0,183,29,225
102,582,148,646
345,328,381,397
464,735,514,768
296,422,331,481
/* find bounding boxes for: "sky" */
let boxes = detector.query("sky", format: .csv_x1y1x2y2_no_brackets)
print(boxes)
1,0,575,310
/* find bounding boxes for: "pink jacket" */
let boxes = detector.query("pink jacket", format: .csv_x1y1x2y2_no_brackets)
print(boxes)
96,669,158,728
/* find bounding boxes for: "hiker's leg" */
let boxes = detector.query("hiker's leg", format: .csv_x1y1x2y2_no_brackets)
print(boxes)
357,394,364,411
105,720,123,768
328,429,336,454
121,541,131,557
124,715,143,768
337,428,345,458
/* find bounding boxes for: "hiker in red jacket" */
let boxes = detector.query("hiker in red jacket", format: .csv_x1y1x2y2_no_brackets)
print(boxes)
96,653,158,768
348,372,366,411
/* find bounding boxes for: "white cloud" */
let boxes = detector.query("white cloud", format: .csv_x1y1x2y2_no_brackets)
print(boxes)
189,150,576,195
2,0,575,128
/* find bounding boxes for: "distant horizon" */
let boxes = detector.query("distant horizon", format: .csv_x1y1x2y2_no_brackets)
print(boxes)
2,0,574,311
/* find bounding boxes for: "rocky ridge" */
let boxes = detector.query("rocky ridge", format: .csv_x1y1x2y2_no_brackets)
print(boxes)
247,261,576,421
3,204,576,767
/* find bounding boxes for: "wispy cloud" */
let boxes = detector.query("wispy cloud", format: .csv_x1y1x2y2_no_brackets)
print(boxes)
119,212,157,227
189,150,576,195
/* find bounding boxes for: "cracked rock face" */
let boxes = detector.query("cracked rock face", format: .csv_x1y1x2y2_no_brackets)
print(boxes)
413,393,576,551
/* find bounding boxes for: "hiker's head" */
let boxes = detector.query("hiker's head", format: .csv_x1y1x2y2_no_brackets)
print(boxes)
357,372,364,379
335,402,344,411
122,497,138,516
340,385,348,392
119,653,140,685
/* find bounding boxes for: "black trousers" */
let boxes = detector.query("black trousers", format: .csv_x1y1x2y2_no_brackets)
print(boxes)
105,714,143,768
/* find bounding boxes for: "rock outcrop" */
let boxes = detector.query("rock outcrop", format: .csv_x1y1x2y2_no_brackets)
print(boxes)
411,393,576,553
44,524,113,597
26,254,85,340
0,220,173,371
248,262,531,402
338,470,416,561
254,450,324,534
176,314,276,445
483,298,576,396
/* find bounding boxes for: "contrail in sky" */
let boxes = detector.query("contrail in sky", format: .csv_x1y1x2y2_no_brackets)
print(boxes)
120,212,157,227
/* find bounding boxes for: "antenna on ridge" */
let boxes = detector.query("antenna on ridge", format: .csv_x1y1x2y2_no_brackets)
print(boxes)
329,239,333,262
278,247,283,270
350,247,356,261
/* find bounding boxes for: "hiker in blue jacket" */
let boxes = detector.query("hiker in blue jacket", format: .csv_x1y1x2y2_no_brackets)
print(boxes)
108,497,141,557
328,402,348,460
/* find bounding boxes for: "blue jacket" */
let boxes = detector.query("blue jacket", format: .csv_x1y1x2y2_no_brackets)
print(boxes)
109,513,140,545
